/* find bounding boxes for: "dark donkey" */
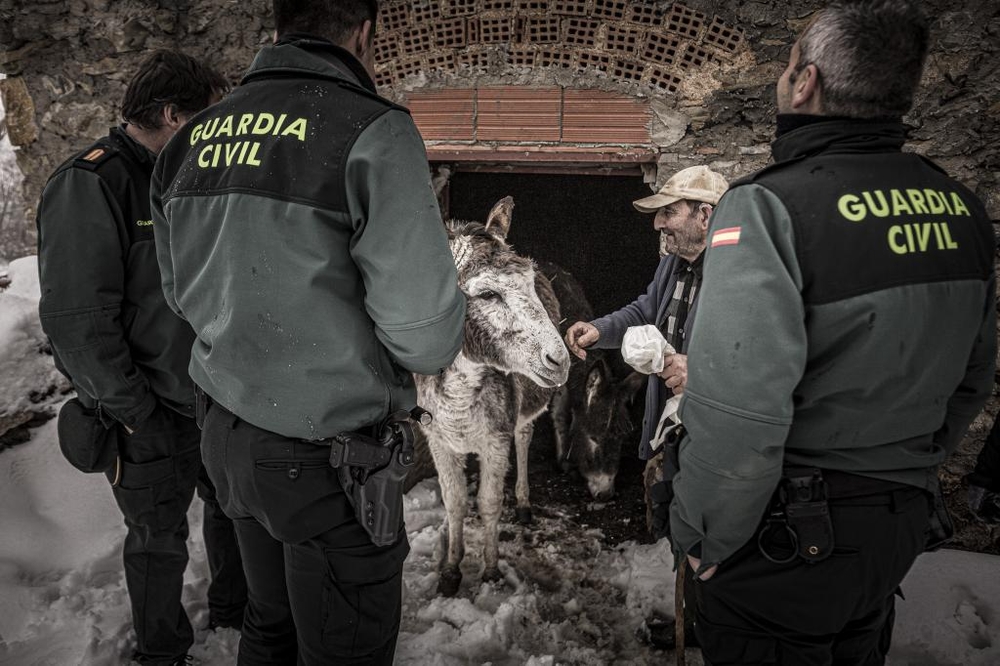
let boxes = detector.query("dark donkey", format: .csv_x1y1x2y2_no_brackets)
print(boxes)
540,261,645,500
415,197,570,597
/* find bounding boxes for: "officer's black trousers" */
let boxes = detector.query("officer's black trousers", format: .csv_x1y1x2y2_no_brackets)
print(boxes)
694,486,929,666
111,406,247,664
200,401,409,666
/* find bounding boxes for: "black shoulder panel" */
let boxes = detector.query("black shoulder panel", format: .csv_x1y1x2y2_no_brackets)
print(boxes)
754,152,994,305
157,75,397,214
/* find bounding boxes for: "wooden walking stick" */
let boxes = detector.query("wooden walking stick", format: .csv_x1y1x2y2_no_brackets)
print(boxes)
675,561,686,666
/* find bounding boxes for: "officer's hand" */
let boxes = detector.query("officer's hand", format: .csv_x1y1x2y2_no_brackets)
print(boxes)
967,475,1000,524
686,554,717,581
657,353,688,395
565,321,599,360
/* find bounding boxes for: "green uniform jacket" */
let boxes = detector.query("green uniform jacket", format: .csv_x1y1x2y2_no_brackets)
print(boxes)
152,36,465,439
670,119,996,568
37,127,197,429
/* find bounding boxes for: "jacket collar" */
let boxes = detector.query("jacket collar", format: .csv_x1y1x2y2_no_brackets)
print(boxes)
109,125,155,169
242,34,377,93
770,117,908,163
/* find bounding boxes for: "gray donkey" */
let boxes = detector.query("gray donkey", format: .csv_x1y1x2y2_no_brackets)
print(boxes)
415,196,570,598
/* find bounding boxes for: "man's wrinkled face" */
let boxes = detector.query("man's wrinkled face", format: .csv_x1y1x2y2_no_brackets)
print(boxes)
654,201,706,261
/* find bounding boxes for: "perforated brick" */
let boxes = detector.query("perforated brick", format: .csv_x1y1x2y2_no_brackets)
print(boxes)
435,18,467,48
578,51,610,72
629,3,660,24
457,48,490,69
665,3,706,39
396,57,424,80
480,17,512,43
564,18,599,47
606,25,642,55
648,66,682,92
508,49,537,66
679,44,713,69
380,2,410,32
519,16,560,43
467,17,480,43
374,64,396,87
425,52,456,71
411,1,442,25
483,0,515,11
613,58,643,81
593,0,627,20
643,32,681,65
401,25,433,54
538,49,575,68
445,0,478,17
704,16,744,53
517,0,550,12
552,0,588,16
374,34,399,64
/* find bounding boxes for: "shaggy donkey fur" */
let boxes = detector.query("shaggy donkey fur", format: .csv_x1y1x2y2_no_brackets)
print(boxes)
415,197,570,597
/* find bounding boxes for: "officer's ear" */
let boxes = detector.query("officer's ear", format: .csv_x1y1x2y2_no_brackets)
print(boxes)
790,63,822,113
161,104,187,131
353,20,376,76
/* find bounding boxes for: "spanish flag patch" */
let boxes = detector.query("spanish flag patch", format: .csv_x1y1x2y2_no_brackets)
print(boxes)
711,226,742,248
82,148,106,162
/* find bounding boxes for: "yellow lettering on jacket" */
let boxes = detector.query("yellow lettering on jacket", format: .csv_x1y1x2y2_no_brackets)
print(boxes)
837,188,972,222
188,111,308,169
887,222,959,254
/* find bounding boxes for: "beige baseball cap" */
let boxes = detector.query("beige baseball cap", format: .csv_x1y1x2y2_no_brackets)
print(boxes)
633,165,729,213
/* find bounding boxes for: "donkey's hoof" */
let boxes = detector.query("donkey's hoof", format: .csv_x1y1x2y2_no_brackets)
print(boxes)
482,566,503,583
437,567,462,597
515,507,533,525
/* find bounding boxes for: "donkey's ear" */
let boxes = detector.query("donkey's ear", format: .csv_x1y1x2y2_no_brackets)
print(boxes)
485,196,514,240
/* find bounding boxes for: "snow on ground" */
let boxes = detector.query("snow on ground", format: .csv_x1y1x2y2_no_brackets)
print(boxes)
2,258,1000,665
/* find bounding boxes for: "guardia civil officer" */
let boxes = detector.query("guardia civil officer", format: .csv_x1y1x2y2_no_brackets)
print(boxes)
36,51,246,665
151,1,466,663
669,1,996,663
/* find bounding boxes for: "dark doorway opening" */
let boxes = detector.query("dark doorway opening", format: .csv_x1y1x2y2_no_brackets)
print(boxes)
446,170,661,318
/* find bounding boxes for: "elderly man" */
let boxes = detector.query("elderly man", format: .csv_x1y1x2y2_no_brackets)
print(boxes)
670,1,996,664
565,164,728,648
565,164,729,462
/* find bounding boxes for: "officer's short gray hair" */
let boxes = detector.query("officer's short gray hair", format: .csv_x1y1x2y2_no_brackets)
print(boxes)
793,0,929,119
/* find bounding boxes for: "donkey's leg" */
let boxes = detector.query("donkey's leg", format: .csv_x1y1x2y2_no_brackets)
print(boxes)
513,418,535,524
477,440,510,582
429,442,467,597
550,386,573,473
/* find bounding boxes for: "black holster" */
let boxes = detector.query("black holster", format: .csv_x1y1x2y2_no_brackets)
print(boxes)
328,408,424,547
758,467,835,564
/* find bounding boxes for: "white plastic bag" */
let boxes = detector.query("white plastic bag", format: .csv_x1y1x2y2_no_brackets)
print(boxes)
622,325,682,452
621,325,675,374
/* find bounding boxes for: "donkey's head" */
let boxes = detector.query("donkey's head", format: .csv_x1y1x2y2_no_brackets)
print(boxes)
447,197,570,388
570,363,646,499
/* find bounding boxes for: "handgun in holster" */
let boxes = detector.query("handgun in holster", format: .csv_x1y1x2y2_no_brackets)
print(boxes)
328,407,430,547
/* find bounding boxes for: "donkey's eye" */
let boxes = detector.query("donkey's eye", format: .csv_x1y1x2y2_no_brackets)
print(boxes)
476,290,500,301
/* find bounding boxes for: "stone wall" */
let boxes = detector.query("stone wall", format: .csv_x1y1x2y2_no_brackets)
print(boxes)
1,1,997,260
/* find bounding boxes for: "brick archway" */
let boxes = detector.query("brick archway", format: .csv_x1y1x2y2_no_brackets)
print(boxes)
374,1,746,163
374,1,745,94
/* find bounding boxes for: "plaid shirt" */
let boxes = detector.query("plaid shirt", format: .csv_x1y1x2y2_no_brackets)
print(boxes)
659,252,704,352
